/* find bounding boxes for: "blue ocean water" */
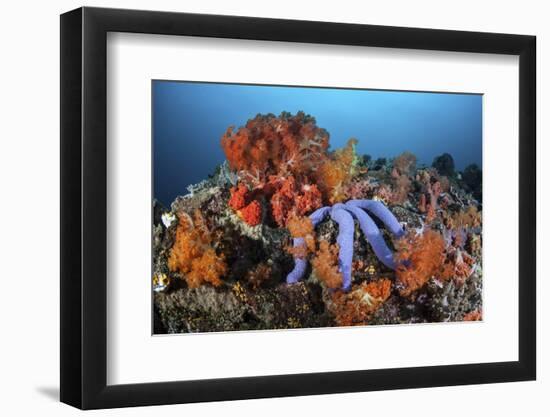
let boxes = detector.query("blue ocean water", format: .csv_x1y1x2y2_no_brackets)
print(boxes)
153,81,482,206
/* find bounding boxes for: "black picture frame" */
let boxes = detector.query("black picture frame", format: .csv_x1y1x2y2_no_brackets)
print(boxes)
60,6,536,410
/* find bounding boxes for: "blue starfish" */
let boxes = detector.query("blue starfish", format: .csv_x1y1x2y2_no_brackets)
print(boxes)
287,199,405,291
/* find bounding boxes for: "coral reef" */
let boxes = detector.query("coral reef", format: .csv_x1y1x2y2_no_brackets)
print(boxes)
153,111,483,333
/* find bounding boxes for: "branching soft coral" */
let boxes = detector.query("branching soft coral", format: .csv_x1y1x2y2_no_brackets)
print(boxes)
418,179,442,222
391,171,412,204
220,111,329,186
311,241,342,289
396,225,476,295
316,138,360,203
393,151,417,176
395,229,447,297
329,279,392,326
449,205,482,229
221,112,334,226
385,152,417,205
167,210,227,288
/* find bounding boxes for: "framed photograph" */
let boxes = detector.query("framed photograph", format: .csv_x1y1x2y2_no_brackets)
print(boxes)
60,6,536,409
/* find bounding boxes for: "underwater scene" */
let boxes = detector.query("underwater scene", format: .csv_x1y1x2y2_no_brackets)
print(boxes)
152,81,483,334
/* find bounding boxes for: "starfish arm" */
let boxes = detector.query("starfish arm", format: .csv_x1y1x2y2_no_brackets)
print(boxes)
286,237,309,284
346,199,405,237
309,206,332,226
286,207,331,284
330,204,355,291
345,206,397,270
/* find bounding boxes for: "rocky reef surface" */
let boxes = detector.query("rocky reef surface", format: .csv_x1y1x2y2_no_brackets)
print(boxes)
153,112,483,333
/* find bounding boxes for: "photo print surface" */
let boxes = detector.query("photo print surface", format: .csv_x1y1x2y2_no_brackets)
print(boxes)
152,81,483,334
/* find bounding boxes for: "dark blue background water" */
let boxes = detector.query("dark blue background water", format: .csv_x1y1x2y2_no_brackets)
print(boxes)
153,81,482,206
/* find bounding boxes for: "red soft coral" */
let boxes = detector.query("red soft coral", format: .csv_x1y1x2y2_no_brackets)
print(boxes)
221,112,360,226
228,183,249,210
239,200,262,226
269,176,322,226
228,184,263,226
220,112,329,186
295,183,323,218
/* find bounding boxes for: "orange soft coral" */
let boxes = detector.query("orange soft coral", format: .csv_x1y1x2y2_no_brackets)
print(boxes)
330,279,392,326
395,225,474,292
311,241,342,289
395,229,447,297
186,248,227,288
167,211,227,288
316,138,359,203
286,215,316,252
